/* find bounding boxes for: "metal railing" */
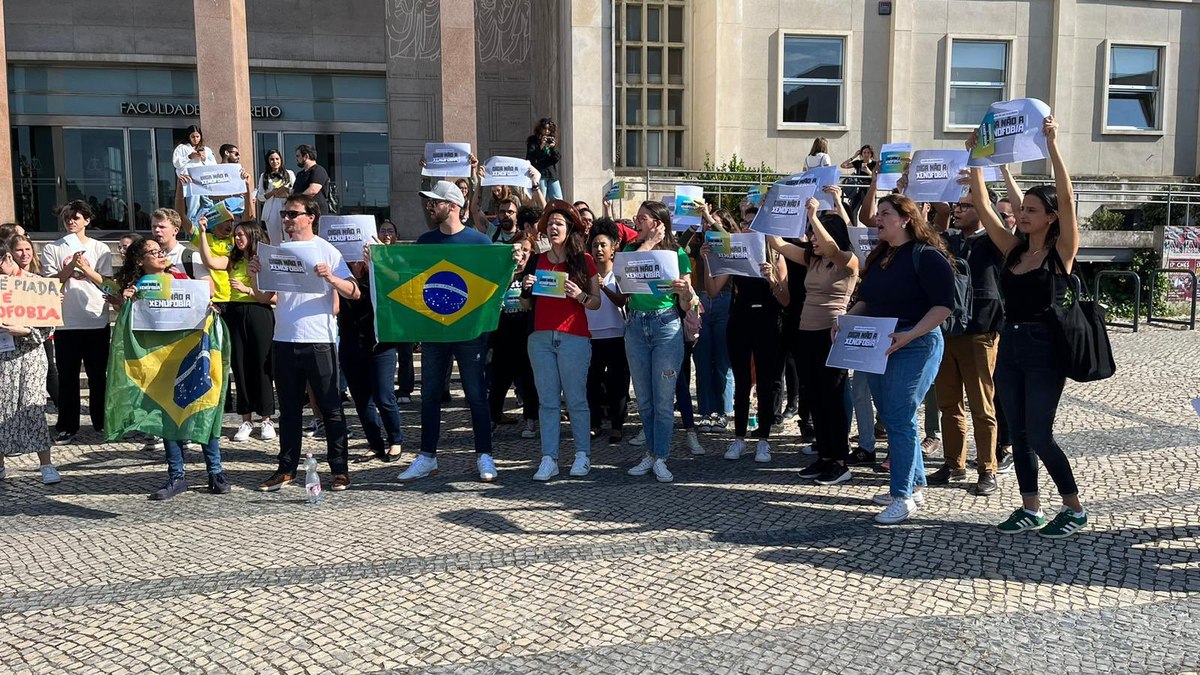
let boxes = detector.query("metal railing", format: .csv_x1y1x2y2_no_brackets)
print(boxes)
1146,268,1198,330
1093,270,1141,332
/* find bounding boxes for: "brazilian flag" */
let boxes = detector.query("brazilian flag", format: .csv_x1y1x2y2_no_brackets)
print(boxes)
104,304,230,443
370,244,516,343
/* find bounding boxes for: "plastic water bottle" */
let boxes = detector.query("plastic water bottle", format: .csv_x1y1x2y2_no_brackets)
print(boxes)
304,453,322,504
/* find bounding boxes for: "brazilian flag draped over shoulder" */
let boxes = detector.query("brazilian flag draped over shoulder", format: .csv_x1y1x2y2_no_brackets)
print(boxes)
370,244,516,343
104,304,230,443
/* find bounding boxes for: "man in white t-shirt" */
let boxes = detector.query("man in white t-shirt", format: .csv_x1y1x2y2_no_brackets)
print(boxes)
39,200,114,444
150,207,207,279
248,195,360,493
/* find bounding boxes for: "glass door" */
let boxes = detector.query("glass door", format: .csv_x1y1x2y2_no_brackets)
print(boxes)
11,126,60,233
128,129,156,230
61,128,128,230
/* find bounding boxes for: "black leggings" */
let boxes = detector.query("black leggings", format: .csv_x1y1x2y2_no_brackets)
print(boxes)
728,310,782,438
44,339,59,407
488,316,538,420
588,337,630,432
796,328,850,463
223,302,275,417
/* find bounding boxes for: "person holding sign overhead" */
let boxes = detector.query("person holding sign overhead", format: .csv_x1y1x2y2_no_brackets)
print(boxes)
520,202,601,481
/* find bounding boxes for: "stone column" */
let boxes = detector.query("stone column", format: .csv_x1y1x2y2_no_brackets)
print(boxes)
560,0,610,205
0,0,15,223
1048,0,1076,171
193,0,253,200
884,0,913,143
440,1,477,149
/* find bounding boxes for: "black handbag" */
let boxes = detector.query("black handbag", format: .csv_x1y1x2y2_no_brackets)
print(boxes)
1046,249,1116,382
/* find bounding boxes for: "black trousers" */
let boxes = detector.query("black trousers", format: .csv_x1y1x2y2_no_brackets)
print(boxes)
44,339,59,407
488,318,538,420
396,342,416,396
54,326,110,433
728,310,782,439
587,336,630,432
223,302,275,417
272,341,348,474
796,328,850,463
778,314,811,421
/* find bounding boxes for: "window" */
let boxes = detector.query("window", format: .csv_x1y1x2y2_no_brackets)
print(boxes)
780,35,845,126
616,0,686,168
1105,44,1163,131
947,39,1009,127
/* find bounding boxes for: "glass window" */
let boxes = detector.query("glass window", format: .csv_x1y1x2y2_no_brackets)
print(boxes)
668,131,683,167
625,130,641,167
626,47,642,83
667,90,683,126
667,48,683,85
61,128,128,230
646,130,662,167
128,129,157,229
647,47,663,84
646,6,661,42
626,89,641,125
949,40,1007,126
615,1,685,168
647,89,663,126
781,36,844,125
1106,45,1161,130
667,7,684,43
625,4,642,41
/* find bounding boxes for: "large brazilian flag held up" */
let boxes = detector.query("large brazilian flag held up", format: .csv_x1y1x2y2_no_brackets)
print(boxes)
104,304,230,443
370,244,516,343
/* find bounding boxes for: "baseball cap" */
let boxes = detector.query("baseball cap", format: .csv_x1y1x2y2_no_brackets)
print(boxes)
418,180,465,207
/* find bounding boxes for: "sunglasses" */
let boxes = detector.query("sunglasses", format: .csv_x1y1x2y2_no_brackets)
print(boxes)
280,210,312,219
953,203,974,210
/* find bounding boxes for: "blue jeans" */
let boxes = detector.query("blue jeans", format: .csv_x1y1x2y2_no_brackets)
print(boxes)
625,308,684,459
540,178,563,201
340,340,404,452
420,335,492,456
851,371,875,452
693,291,734,416
528,331,591,458
164,437,222,480
866,331,944,499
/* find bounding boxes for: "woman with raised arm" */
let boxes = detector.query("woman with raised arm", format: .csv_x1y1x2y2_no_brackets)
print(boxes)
967,116,1087,538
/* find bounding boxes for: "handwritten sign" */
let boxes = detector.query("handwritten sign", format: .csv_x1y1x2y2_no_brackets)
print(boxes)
421,143,473,177
0,275,64,327
749,184,816,238
256,242,327,294
130,275,211,331
320,215,377,263
614,250,680,295
183,164,245,198
970,98,1051,166
481,156,533,189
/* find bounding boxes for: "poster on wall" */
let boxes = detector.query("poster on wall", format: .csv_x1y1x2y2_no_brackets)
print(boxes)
1162,225,1200,301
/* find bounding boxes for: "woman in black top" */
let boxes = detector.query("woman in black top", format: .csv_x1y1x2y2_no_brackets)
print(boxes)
967,115,1087,538
526,118,562,200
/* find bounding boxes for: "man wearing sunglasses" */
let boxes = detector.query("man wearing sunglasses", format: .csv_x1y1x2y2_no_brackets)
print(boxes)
249,195,361,493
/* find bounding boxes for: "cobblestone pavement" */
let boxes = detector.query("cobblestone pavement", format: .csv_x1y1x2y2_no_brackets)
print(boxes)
2,326,1199,674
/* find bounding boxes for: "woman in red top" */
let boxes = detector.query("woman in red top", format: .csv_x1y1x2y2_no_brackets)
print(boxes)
520,201,601,481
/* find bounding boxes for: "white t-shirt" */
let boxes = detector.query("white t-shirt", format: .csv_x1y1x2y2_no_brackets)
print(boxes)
585,269,625,339
162,240,209,280
804,153,832,170
272,237,351,344
39,236,113,330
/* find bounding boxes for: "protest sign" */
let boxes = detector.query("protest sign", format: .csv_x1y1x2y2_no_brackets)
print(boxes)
481,156,533,189
905,149,970,203
532,269,568,298
197,197,245,229
61,233,87,255
704,232,766,278
130,275,211,332
421,143,473,177
826,315,899,374
256,242,327,293
748,184,816,238
705,231,732,255
969,98,1052,166
776,166,842,211
878,143,912,191
673,185,704,230
0,275,63,327
847,226,880,266
320,215,377,263
746,184,770,207
183,164,245,198
614,250,680,295
606,180,625,201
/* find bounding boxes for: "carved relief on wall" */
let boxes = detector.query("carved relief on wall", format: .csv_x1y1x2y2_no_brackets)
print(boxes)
387,0,441,62
475,0,531,65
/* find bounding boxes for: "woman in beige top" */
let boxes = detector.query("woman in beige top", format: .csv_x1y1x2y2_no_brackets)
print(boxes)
768,194,859,485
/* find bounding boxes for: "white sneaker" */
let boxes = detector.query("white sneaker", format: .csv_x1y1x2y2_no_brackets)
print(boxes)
40,464,62,485
520,420,536,439
875,497,918,524
686,430,704,455
627,454,655,476
800,444,818,455
754,440,772,463
569,452,590,477
533,456,559,481
397,454,439,482
629,429,646,446
233,421,254,442
260,419,277,440
477,453,498,482
723,439,746,460
872,491,926,506
652,459,673,483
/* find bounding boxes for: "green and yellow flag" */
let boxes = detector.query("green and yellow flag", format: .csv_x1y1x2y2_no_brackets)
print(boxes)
370,244,516,343
104,304,230,443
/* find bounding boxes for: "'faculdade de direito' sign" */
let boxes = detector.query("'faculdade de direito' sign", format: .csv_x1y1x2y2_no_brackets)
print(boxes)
120,101,282,119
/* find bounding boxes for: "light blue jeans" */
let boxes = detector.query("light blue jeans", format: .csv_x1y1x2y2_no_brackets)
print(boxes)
850,371,876,452
866,330,944,499
625,308,684,459
164,437,223,480
540,178,564,201
528,330,591,459
693,290,734,416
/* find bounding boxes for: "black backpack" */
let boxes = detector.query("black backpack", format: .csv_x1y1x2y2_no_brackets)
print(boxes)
913,243,972,336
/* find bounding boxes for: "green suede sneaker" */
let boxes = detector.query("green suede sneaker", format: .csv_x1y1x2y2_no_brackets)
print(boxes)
996,508,1047,534
1038,509,1088,539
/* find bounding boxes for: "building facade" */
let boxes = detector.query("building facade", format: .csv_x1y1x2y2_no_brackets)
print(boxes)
3,0,1198,238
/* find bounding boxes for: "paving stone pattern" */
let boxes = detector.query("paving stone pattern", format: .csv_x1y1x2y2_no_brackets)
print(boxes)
1,326,1198,674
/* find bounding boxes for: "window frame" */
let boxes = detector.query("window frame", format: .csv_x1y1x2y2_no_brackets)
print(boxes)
942,35,1014,133
615,0,688,169
776,31,850,132
1101,40,1167,136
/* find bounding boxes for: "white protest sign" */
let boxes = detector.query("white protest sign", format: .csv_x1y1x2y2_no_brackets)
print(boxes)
704,232,766,278
421,143,473,177
61,233,87,255
826,315,899,374
878,143,912,191
256,242,327,294
320,215,377,263
749,184,816,238
847,226,880,266
614,250,680,295
481,156,533,189
131,276,211,331
673,185,704,230
183,164,245,198
776,166,842,211
905,149,970,203
969,98,1051,166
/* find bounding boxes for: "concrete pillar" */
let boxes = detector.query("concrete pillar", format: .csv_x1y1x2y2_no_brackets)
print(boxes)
560,0,610,205
0,0,14,223
440,1,477,149
884,0,914,143
1048,0,1076,170
691,2,744,165
193,0,254,195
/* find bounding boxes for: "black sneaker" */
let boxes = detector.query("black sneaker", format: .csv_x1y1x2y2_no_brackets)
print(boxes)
53,431,75,445
846,448,877,467
973,472,998,496
927,465,967,485
996,449,1015,474
798,459,830,480
208,472,232,495
815,463,852,485
151,477,188,501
